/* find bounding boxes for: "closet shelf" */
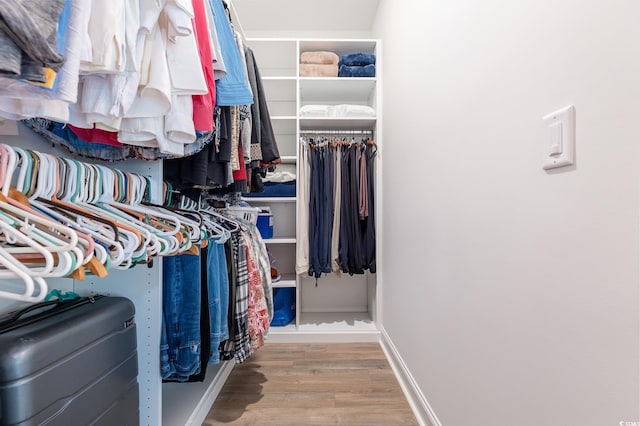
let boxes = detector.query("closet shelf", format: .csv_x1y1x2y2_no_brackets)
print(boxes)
262,76,297,81
162,362,234,426
279,155,297,163
298,39,377,56
264,237,297,244
272,275,296,288
299,117,377,131
242,196,296,203
299,312,378,332
268,323,297,333
299,78,376,103
245,36,381,346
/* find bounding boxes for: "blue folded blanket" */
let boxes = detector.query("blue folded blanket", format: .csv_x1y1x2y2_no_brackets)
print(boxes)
339,52,376,67
339,64,375,78
244,181,296,197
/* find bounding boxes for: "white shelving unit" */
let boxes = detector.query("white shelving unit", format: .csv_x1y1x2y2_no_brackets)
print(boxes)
243,38,382,342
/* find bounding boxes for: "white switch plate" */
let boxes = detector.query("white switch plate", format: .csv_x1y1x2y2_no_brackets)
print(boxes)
542,105,575,170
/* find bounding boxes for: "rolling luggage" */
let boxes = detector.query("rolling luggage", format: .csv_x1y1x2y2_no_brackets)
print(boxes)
0,295,139,426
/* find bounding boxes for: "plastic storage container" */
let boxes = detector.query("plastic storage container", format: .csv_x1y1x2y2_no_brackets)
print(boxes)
256,209,273,239
271,287,296,326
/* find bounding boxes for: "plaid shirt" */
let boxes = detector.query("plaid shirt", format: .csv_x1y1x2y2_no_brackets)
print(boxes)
232,232,252,363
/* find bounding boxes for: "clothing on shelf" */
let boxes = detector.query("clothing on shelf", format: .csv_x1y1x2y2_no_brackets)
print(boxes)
300,51,339,66
339,64,376,78
299,104,376,118
339,53,376,67
338,52,376,78
299,63,338,78
299,50,339,77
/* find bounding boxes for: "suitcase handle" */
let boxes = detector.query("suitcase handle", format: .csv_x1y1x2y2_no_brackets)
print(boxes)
0,296,103,332
0,300,60,327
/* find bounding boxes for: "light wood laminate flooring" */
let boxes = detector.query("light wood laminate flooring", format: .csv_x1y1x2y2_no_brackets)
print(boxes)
203,342,419,426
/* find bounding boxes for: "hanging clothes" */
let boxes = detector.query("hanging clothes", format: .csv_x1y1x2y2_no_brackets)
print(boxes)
4,0,268,162
208,0,253,106
296,141,311,275
0,0,89,122
160,201,272,376
308,142,336,278
302,135,377,278
244,46,280,166
160,251,202,382
230,230,252,362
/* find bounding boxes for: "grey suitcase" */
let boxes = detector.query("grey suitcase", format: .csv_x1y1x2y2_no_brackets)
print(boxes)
0,295,139,426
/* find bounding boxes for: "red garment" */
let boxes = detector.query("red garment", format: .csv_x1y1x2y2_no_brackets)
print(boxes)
232,143,247,182
68,125,122,147
191,0,215,132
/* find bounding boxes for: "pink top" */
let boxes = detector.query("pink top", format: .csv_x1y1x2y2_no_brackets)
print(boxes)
191,0,215,132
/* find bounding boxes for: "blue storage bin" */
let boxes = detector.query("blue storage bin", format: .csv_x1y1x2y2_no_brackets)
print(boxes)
256,211,273,239
271,287,295,326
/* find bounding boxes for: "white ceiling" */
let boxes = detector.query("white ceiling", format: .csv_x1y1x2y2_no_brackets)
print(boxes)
230,0,380,37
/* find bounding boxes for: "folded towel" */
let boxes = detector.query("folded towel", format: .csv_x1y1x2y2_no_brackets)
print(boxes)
338,64,375,78
339,52,376,67
333,104,376,117
300,104,376,117
300,51,339,65
299,63,338,77
264,170,296,183
299,104,334,117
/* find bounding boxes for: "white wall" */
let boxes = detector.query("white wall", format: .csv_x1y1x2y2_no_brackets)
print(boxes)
374,1,640,425
231,0,378,39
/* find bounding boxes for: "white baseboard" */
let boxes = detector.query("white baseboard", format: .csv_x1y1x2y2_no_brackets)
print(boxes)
267,330,381,343
379,327,442,426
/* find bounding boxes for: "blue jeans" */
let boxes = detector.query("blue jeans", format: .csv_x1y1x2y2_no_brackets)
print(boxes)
161,253,202,381
208,241,229,363
21,119,213,162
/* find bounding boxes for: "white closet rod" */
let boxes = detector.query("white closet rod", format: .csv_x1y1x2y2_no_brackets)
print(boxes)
300,130,374,135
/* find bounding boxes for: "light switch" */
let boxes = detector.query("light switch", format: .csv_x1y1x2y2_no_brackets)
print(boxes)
548,121,563,156
542,105,575,170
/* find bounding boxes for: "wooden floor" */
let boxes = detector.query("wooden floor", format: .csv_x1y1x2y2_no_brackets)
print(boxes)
203,343,419,426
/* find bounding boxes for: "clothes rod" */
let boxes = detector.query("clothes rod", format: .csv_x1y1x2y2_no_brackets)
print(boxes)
299,130,374,135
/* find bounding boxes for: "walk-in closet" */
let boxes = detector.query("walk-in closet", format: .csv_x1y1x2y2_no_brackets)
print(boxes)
0,0,638,425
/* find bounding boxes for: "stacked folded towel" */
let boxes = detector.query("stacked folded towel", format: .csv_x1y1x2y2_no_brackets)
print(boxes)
300,51,339,77
339,52,376,77
299,104,376,118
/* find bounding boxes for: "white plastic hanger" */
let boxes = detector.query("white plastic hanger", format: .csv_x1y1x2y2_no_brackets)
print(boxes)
0,150,81,277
